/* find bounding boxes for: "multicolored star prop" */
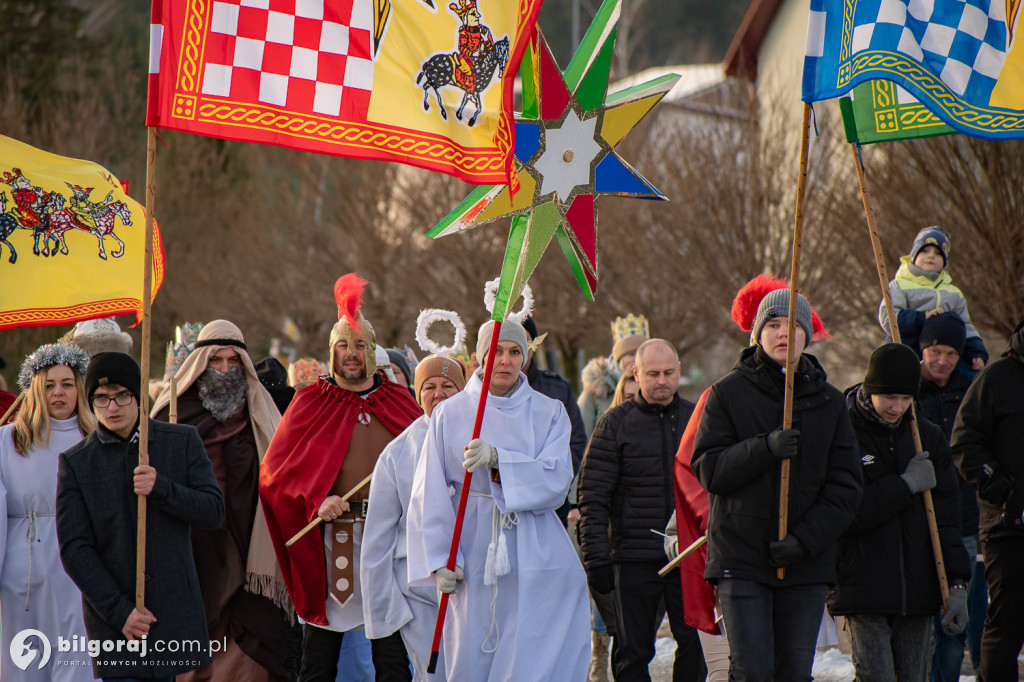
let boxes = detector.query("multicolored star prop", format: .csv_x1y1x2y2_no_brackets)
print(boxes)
426,0,679,319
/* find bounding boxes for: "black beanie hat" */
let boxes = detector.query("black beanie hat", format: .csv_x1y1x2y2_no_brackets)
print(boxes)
862,343,921,398
385,349,413,386
920,314,966,356
255,357,296,415
85,352,141,403
521,315,539,340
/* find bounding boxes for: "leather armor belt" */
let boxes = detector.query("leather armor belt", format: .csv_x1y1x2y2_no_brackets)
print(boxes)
329,518,360,606
326,410,390,607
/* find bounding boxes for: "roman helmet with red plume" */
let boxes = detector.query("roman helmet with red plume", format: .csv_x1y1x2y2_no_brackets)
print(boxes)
731,274,829,347
329,273,377,377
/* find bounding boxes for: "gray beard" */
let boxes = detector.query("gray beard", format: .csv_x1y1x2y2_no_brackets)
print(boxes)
197,366,248,422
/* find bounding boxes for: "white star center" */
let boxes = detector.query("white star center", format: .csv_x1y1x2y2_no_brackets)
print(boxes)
532,108,603,203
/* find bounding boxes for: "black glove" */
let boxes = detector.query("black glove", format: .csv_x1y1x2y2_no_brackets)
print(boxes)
768,535,806,568
980,465,1014,506
766,428,800,460
900,452,936,494
586,565,615,594
940,587,969,635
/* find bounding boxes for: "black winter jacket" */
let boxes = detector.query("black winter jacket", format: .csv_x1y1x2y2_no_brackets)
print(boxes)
918,370,979,536
526,361,587,523
579,391,695,567
953,324,1024,540
57,420,225,679
691,347,862,586
827,388,971,616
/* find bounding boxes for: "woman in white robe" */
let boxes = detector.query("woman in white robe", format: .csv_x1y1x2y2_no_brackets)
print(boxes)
361,351,468,681
407,320,590,682
1,343,95,681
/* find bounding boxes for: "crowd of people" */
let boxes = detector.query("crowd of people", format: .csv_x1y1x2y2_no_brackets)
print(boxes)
0,226,1021,682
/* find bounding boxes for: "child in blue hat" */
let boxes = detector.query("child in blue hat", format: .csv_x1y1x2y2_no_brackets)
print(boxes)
879,226,988,373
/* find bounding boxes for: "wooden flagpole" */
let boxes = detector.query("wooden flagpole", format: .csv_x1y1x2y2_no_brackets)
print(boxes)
168,376,178,424
427,320,502,674
778,103,812,580
136,126,157,613
849,142,950,606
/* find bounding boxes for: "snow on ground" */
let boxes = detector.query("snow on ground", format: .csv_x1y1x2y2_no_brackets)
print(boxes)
648,638,980,681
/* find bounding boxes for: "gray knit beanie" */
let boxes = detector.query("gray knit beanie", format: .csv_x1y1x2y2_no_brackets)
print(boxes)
476,319,529,366
750,289,814,347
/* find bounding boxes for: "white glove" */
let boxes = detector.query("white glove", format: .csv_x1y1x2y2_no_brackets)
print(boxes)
463,438,498,472
435,566,464,594
664,511,679,560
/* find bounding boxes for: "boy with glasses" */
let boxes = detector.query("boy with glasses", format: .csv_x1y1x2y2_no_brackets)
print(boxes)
56,352,224,681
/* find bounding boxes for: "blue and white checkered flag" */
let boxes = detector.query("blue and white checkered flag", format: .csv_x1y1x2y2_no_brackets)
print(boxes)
802,0,1024,139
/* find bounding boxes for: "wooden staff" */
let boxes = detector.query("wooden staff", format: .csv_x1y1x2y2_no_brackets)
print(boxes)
850,142,950,607
427,320,502,675
778,103,813,580
658,535,708,577
284,473,374,548
1,392,24,425
168,377,178,424
136,126,157,613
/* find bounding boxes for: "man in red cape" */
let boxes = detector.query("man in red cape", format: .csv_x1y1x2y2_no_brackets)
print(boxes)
259,274,422,680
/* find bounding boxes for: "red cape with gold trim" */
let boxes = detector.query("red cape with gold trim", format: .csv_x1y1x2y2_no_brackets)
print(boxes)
259,375,421,625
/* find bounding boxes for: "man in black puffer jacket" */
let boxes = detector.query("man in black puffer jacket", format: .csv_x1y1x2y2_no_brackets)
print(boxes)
579,339,704,682
915,314,984,681
953,319,1024,682
828,343,970,682
691,286,862,682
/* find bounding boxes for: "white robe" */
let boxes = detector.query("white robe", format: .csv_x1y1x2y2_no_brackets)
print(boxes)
360,415,447,681
407,372,590,682
1,417,92,681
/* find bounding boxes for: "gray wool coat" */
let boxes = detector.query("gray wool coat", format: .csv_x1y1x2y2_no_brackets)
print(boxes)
57,418,225,679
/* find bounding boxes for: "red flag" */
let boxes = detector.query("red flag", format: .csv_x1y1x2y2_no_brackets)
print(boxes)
672,387,721,635
146,0,541,185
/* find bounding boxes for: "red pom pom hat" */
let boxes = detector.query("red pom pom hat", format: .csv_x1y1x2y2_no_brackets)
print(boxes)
731,274,830,347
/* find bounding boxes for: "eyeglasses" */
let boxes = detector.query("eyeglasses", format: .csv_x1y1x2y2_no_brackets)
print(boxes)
92,391,135,408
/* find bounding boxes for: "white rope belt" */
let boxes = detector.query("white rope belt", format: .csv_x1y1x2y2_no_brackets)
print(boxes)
10,511,55,611
465,491,519,654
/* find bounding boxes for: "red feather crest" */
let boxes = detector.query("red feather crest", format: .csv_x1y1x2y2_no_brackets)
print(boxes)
334,273,368,329
730,274,830,341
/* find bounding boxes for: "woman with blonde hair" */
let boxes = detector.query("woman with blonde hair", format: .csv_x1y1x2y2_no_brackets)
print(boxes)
611,371,639,408
1,343,95,680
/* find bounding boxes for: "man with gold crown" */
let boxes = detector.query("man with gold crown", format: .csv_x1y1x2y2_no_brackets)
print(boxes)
260,274,422,681
578,314,650,441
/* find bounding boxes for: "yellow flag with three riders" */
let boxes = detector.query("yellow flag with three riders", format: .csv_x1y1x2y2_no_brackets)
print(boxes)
0,135,165,331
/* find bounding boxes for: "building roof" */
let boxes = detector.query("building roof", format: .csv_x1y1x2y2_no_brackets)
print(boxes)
609,64,726,103
722,0,787,80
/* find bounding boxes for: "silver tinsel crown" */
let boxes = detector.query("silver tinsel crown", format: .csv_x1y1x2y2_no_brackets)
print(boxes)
18,343,90,391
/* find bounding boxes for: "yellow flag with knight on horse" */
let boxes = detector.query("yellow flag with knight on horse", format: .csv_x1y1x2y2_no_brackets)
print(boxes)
0,135,165,331
148,0,541,186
